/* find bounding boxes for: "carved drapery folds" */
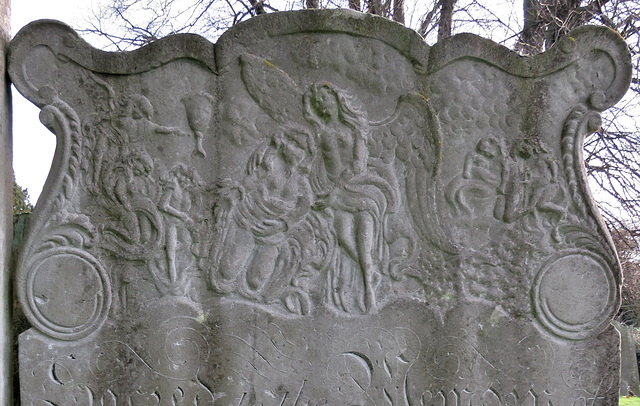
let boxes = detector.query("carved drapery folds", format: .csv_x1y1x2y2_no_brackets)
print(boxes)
9,10,630,405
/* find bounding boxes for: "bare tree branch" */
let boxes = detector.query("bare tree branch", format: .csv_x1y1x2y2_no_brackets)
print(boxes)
393,0,405,24
437,0,455,40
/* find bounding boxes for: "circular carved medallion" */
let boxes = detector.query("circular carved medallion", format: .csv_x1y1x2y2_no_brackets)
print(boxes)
532,249,618,340
24,248,111,340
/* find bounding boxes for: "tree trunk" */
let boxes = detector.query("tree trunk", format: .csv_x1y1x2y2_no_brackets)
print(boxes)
544,0,586,49
515,0,545,55
393,0,405,24
306,0,319,8
437,0,455,40
348,0,361,11
249,0,266,15
367,0,382,15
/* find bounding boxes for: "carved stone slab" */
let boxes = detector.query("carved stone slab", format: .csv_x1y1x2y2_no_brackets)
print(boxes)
10,10,631,405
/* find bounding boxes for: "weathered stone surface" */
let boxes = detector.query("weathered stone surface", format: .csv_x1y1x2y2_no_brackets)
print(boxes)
614,320,640,396
9,10,631,405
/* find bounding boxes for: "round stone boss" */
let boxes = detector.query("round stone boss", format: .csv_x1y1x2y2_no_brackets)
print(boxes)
23,247,111,340
532,249,618,340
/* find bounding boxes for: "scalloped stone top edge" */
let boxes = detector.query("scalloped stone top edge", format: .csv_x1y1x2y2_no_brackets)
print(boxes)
9,11,632,111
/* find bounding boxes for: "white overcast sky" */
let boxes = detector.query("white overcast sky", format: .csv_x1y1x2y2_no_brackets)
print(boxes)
12,0,97,203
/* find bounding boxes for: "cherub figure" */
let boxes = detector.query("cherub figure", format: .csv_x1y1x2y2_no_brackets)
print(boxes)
114,94,189,145
99,148,162,259
80,71,191,190
463,136,505,184
151,163,204,295
446,136,506,216
494,137,564,228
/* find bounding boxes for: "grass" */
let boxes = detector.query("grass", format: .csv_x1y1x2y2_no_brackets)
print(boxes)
620,396,640,406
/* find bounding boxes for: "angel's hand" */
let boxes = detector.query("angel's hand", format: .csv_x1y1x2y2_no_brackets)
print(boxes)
215,185,243,212
176,129,191,138
340,168,355,183
311,199,327,211
254,218,286,236
312,190,334,210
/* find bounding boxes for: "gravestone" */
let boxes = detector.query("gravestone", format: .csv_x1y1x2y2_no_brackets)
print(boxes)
614,320,640,396
9,10,631,405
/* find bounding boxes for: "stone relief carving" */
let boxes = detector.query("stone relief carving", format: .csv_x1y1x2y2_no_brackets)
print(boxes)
8,10,630,406
446,134,565,232
208,128,321,313
205,53,451,315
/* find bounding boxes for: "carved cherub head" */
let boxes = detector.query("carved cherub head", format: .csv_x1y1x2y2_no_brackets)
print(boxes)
476,136,504,159
170,163,203,187
128,149,154,177
129,94,154,120
511,136,546,160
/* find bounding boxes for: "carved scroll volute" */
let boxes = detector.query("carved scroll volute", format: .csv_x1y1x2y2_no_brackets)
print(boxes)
9,20,217,341
533,29,631,340
9,22,105,341
430,25,631,341
553,27,632,244
542,27,631,340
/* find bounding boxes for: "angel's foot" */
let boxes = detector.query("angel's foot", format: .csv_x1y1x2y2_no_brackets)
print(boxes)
192,146,206,158
364,285,377,313
364,268,379,312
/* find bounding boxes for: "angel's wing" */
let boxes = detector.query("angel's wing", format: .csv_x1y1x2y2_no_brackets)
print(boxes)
370,93,457,255
78,70,116,114
239,53,304,124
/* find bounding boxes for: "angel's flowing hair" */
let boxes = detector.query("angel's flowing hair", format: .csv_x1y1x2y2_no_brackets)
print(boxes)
303,82,368,135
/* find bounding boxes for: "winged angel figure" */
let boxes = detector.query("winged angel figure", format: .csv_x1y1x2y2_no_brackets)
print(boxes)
208,54,454,315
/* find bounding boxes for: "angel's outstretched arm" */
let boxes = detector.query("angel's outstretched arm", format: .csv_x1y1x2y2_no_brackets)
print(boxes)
147,120,189,137
287,179,313,229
